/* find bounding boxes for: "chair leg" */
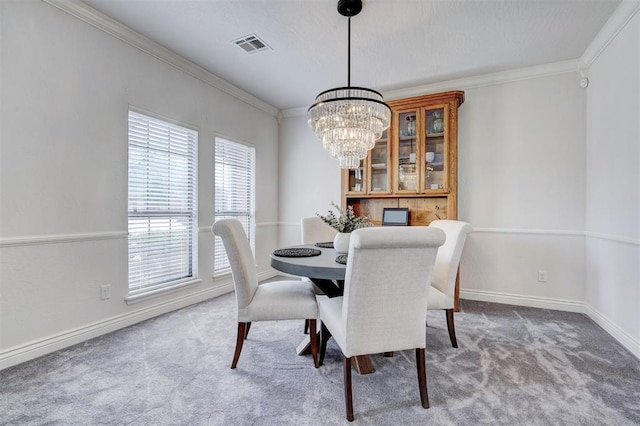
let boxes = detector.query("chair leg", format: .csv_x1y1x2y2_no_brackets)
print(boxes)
244,322,252,339
304,319,309,334
309,319,319,368
416,348,429,409
320,322,331,366
445,309,458,348
231,322,247,369
344,356,354,422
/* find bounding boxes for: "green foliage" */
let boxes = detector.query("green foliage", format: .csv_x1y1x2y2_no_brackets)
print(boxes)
317,202,372,233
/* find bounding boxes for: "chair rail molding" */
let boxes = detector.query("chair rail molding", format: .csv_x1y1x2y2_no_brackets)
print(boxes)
471,227,584,237
0,231,128,248
585,230,640,246
471,227,640,246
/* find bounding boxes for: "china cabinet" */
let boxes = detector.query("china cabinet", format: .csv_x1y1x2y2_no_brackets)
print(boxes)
341,90,464,309
342,90,464,225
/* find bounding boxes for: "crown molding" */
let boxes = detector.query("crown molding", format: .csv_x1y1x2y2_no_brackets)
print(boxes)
281,1,640,117
42,0,279,117
281,106,309,118
281,60,579,118
580,0,640,69
383,60,580,101
43,0,639,120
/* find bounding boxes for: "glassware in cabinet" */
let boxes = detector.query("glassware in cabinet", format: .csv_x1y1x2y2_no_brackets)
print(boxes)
345,159,366,194
397,111,419,192
369,130,390,193
424,106,447,191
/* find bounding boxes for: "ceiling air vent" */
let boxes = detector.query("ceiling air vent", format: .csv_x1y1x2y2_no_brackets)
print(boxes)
233,34,271,55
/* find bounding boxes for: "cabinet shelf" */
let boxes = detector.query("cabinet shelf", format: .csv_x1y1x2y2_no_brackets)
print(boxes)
426,161,444,171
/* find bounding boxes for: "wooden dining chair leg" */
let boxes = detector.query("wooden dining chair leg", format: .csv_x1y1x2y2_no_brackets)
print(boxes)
304,319,309,334
244,322,252,339
416,348,429,409
309,319,319,368
231,322,247,369
320,322,331,366
445,309,458,348
344,356,354,422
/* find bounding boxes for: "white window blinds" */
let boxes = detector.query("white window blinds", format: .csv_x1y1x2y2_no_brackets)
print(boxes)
128,110,198,292
214,137,255,274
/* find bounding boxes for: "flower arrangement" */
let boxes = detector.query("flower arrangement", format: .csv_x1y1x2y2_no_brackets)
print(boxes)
317,202,372,233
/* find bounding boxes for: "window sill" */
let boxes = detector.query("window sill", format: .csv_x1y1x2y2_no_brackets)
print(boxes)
125,278,202,305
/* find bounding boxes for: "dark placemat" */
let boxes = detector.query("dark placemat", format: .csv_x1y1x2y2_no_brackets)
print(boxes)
273,247,321,258
315,241,334,248
335,254,348,264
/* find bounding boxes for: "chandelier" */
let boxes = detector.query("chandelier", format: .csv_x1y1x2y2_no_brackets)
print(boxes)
307,0,391,169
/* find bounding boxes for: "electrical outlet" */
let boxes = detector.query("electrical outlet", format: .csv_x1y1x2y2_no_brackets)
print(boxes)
537,270,548,282
100,284,111,300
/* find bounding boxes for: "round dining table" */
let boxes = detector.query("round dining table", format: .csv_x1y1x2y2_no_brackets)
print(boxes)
269,244,375,374
269,244,345,297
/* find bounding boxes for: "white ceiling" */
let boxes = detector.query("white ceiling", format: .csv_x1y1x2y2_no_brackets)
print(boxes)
80,0,621,111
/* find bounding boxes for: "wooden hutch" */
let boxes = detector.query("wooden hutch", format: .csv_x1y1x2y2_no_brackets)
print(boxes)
341,90,465,307
341,90,464,224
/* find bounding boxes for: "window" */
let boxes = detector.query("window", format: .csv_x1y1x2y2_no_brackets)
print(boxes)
214,137,255,274
127,110,198,293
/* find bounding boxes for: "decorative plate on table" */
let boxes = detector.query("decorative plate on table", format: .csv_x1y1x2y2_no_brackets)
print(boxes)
335,254,348,264
315,241,334,248
272,248,321,257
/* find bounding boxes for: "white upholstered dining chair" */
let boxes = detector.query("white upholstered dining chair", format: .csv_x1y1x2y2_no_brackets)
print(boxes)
318,226,445,421
427,220,473,348
301,216,340,301
212,219,319,369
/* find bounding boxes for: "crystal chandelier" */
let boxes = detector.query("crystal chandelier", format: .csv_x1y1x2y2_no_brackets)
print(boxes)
307,0,391,169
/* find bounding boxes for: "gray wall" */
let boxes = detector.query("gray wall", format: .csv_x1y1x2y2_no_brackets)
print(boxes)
585,10,639,355
0,0,280,368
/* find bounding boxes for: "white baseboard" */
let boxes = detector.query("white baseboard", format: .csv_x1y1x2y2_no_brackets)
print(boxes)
460,289,586,313
584,304,640,360
460,288,640,360
0,283,234,371
1,270,281,370
4,283,637,370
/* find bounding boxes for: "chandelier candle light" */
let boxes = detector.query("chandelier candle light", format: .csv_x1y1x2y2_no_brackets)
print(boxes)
307,0,391,169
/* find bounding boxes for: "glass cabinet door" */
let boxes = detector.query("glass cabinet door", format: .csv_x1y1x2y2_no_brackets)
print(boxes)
396,111,419,192
369,130,390,193
346,160,366,194
423,106,447,192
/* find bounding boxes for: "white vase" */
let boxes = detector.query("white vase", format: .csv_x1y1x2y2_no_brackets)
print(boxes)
333,232,351,254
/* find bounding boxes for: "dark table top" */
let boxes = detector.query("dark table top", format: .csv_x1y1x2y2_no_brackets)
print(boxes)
269,244,346,281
